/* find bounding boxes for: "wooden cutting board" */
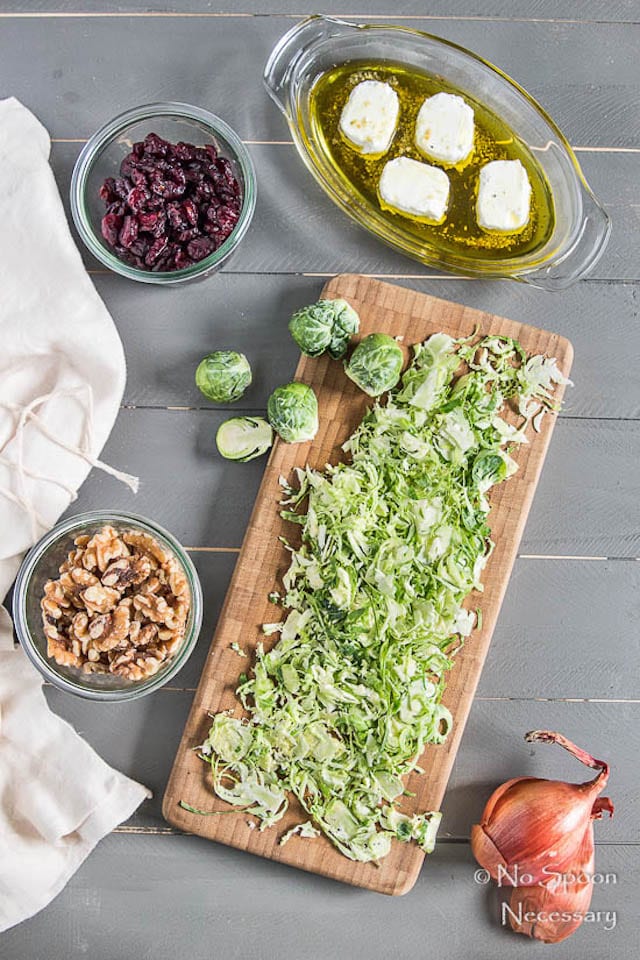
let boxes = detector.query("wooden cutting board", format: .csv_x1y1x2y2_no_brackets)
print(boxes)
163,274,573,895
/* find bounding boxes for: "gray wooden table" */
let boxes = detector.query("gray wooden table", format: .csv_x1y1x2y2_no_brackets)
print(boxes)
2,1,639,958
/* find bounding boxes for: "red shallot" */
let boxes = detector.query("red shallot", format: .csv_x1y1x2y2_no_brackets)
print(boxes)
471,730,613,944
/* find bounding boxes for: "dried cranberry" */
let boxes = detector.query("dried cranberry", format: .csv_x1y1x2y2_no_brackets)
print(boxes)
128,237,150,259
184,163,203,183
127,187,150,212
175,227,200,243
130,168,148,188
144,133,170,157
174,142,196,162
137,211,159,232
150,178,170,198
106,200,126,216
215,157,234,179
166,167,186,198
120,153,138,178
182,198,199,226
187,236,215,262
194,180,214,201
99,177,117,203
218,208,239,235
145,235,168,265
119,215,139,249
113,177,132,199
166,201,186,230
174,249,194,270
101,213,123,246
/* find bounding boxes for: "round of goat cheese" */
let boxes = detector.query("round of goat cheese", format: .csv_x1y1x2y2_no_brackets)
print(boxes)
378,156,450,223
339,80,400,157
415,92,475,166
476,159,532,232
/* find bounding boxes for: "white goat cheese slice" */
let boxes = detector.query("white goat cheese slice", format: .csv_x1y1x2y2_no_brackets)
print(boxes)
339,80,399,156
378,156,450,222
476,159,532,232
415,92,475,166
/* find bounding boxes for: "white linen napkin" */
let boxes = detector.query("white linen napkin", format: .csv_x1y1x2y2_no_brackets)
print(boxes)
0,98,150,933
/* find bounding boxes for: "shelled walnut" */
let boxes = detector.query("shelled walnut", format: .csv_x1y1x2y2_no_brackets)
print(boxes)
40,524,191,682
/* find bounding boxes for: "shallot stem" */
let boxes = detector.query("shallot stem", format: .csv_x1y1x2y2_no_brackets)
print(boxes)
524,730,609,781
592,797,615,819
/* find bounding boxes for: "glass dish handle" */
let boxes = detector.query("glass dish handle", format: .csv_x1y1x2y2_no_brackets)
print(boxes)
264,16,356,117
522,187,612,291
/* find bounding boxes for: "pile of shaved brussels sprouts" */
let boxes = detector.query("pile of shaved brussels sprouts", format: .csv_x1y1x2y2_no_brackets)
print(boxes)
183,326,570,862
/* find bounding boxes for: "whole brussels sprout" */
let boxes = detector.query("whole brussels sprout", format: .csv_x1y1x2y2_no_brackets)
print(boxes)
289,298,360,359
267,382,319,443
195,351,252,403
344,334,404,397
216,417,273,462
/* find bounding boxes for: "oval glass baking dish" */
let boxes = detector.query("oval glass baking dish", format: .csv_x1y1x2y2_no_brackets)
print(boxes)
264,16,611,290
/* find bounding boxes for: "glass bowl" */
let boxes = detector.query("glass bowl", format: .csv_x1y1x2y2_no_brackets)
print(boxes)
70,102,256,285
12,511,203,701
264,16,611,291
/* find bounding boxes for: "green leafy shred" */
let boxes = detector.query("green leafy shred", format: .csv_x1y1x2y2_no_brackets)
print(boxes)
187,332,570,862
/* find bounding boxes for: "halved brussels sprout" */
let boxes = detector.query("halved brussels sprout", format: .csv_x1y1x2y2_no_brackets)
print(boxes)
216,417,273,461
267,382,319,443
196,351,252,403
344,333,404,397
289,298,360,359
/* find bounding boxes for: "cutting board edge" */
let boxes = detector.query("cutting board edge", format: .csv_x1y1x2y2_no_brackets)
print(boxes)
328,273,575,366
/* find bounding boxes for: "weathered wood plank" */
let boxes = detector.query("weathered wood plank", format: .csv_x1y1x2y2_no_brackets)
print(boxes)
479,559,640,701
2,1,639,22
44,687,639,842
1,17,639,145
91,272,640,419
442,699,636,842
230,147,638,282
49,143,640,281
68,409,640,557
1,832,631,960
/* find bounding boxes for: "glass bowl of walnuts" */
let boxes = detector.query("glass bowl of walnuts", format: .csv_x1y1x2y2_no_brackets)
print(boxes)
12,511,203,701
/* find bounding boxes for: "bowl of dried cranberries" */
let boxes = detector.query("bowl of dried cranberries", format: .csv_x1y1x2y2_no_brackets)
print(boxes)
70,102,256,284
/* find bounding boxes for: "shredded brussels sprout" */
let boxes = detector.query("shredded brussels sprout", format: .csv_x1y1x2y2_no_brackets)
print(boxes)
189,332,569,862
279,821,321,846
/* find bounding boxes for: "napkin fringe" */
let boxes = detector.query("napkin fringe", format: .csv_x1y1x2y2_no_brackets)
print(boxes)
0,385,139,540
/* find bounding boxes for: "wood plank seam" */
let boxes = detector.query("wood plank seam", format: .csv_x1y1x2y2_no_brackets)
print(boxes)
48,139,640,153
118,403,640,423
1,13,638,27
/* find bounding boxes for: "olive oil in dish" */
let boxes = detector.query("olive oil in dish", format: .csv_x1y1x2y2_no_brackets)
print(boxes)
308,61,555,263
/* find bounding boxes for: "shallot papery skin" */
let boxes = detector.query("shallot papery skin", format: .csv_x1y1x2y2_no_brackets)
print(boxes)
470,731,610,886
507,796,614,943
